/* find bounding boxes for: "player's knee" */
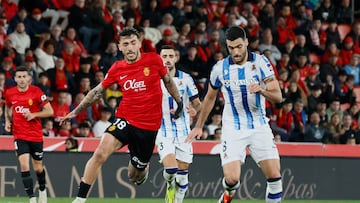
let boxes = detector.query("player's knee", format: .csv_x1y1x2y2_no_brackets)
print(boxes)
223,175,239,186
163,167,177,181
92,149,108,163
176,170,189,192
222,177,240,193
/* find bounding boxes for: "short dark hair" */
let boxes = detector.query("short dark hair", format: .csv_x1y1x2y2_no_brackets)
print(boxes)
15,66,29,73
160,45,176,51
119,27,140,39
225,26,247,41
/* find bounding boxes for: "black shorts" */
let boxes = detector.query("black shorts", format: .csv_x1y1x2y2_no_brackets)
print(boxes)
15,139,44,161
105,118,158,170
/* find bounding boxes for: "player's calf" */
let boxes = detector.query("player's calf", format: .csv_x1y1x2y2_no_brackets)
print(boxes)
266,177,282,203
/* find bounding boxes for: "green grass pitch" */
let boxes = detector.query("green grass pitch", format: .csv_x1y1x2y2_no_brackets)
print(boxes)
0,198,359,203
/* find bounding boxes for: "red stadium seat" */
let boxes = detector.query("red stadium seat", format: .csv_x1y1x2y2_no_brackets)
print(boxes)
338,24,352,42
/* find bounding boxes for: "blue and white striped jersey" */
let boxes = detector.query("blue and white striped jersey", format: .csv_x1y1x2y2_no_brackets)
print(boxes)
210,52,275,130
159,70,199,138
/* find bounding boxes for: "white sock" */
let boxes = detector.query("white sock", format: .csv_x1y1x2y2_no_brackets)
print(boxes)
175,170,188,203
266,177,282,203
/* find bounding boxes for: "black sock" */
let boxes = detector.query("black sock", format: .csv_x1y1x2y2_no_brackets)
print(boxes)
21,171,34,198
78,181,91,198
36,169,46,191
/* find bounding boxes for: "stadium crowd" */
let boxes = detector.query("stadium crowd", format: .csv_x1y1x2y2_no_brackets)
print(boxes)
0,0,359,145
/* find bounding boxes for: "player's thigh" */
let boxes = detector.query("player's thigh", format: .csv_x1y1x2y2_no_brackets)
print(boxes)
94,133,123,158
222,160,241,183
248,126,279,164
157,136,176,163
174,138,193,165
128,126,157,170
220,129,248,165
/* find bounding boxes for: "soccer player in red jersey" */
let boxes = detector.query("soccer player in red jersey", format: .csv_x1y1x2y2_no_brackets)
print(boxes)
60,27,183,203
4,67,54,203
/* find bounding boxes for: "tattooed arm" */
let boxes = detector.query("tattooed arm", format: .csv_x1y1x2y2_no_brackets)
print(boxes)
60,84,105,125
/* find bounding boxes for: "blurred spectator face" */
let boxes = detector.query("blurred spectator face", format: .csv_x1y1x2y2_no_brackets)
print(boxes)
312,19,322,31
95,71,104,83
210,30,220,41
262,29,273,44
107,42,118,54
227,14,237,26
75,0,86,8
80,77,91,90
353,22,360,36
66,28,77,40
330,113,340,125
55,58,65,69
350,54,360,65
329,55,338,65
126,17,135,27
281,5,291,17
297,55,307,67
214,128,222,141
163,13,173,26
289,82,298,93
330,100,340,111
18,8,27,20
51,25,62,38
45,43,55,55
58,92,68,105
15,22,25,33
296,35,306,46
283,102,293,113
310,112,320,125
107,98,117,108
38,74,48,85
187,47,197,60
64,42,75,54
294,101,304,113
343,114,352,127
180,23,191,35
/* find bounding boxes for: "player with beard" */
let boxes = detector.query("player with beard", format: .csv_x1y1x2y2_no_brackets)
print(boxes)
186,26,283,203
157,45,201,203
60,27,183,203
5,67,54,203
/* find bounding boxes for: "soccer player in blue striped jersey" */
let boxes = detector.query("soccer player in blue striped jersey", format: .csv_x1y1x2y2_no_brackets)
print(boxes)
157,45,201,203
186,26,283,203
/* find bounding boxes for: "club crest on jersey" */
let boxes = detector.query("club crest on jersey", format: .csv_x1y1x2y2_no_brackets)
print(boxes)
108,125,116,131
178,81,183,86
143,67,150,76
28,99,33,106
252,64,256,70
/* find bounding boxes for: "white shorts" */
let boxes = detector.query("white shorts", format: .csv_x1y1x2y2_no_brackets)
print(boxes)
220,125,279,165
156,136,193,164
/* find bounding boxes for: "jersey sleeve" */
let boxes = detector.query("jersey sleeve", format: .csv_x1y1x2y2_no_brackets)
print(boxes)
36,87,49,107
184,74,199,100
209,60,223,89
101,62,118,89
155,54,167,77
258,54,276,82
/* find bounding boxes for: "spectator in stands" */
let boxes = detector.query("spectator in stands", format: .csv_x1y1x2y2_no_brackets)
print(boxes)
46,57,76,95
303,111,329,142
291,51,312,82
102,10,125,50
36,72,52,101
71,93,95,128
290,99,307,141
335,0,353,24
319,54,341,83
68,0,103,53
207,17,226,44
74,57,95,85
213,127,222,141
123,0,142,26
61,42,80,75
0,57,16,88
24,56,38,84
105,96,117,122
275,17,297,52
41,0,70,30
290,34,310,65
93,70,105,87
1,38,22,66
26,8,49,41
193,29,211,63
305,65,322,90
259,28,281,66
99,41,123,73
142,0,162,28
178,44,206,83
136,26,156,53
51,90,71,132
326,98,343,122
42,119,55,137
324,112,345,144
270,99,293,141
7,7,28,34
8,22,30,60
339,36,354,66
50,24,64,56
175,34,190,59
346,103,360,130
0,105,9,135
141,17,162,45
34,38,57,72
325,18,342,48
92,106,112,138
76,122,94,138
258,2,276,32
307,84,323,115
104,83,122,104
343,53,360,86
63,27,88,58
339,113,358,144
346,21,360,54
305,15,327,54
157,13,179,42
314,0,336,23
156,29,176,53
65,136,79,152
57,119,71,137
206,111,222,139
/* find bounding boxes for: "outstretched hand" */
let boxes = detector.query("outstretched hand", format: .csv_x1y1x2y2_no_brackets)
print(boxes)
185,127,203,143
59,111,77,126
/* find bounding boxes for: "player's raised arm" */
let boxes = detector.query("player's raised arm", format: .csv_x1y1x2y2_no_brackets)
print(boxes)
162,72,183,119
60,83,105,125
